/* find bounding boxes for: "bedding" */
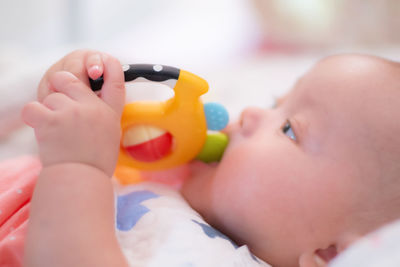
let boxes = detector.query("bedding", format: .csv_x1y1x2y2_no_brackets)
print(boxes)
2,155,400,266
330,218,400,267
114,181,270,266
0,156,40,267
0,156,269,266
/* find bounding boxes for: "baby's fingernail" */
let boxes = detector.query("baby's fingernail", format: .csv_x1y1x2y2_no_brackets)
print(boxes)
88,65,102,80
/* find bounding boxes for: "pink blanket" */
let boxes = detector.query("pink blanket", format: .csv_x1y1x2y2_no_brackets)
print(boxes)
0,155,186,266
0,156,41,267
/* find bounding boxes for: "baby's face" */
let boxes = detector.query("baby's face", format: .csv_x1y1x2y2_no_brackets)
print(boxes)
182,55,400,266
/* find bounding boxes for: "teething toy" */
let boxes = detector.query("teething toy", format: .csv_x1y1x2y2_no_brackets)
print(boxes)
196,132,229,163
90,64,229,180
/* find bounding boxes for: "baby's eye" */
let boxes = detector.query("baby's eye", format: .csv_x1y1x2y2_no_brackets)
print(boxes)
282,120,296,141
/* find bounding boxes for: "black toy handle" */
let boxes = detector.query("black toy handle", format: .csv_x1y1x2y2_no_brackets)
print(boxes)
89,64,180,91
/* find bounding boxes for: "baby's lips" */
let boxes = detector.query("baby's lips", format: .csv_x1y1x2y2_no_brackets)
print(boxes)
221,121,239,135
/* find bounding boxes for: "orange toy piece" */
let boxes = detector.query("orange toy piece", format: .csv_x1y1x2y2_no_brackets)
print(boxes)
119,70,208,169
90,64,209,184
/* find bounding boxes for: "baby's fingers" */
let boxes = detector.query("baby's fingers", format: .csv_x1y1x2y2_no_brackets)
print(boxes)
49,71,94,102
42,92,75,111
22,101,52,128
101,55,125,116
86,53,104,80
38,50,104,101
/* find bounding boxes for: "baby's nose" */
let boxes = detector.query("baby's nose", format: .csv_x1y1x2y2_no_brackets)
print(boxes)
239,107,265,136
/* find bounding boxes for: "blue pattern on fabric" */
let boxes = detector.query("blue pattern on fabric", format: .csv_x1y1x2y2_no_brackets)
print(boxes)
192,219,261,264
191,219,238,248
116,190,159,231
250,252,260,263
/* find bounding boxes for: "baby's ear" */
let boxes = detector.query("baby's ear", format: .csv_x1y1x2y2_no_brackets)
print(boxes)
298,233,362,267
298,251,327,267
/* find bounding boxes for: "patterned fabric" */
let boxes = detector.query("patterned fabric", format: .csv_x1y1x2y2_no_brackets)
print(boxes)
114,182,271,267
0,156,41,267
3,156,400,267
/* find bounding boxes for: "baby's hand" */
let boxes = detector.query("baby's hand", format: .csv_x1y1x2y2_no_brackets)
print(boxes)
37,50,106,101
22,51,125,176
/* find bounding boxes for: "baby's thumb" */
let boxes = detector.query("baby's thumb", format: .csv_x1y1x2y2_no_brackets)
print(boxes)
100,55,125,116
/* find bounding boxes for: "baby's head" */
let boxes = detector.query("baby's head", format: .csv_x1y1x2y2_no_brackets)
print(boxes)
182,54,400,266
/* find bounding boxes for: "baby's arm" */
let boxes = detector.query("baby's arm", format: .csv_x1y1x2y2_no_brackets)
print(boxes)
22,50,128,267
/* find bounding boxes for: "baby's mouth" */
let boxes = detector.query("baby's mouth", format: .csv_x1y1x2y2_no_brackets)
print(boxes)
221,120,240,136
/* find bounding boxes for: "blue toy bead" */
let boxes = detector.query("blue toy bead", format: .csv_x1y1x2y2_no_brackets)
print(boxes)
203,102,229,131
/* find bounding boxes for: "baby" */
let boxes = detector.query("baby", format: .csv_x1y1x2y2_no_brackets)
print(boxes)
20,50,400,267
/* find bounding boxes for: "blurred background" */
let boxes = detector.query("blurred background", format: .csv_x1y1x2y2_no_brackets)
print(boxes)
1,0,399,159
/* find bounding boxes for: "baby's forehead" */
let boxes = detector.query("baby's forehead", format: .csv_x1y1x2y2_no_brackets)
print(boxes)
291,55,400,104
314,54,399,73
287,54,400,155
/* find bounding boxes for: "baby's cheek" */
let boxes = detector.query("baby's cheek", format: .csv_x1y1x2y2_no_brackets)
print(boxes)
211,152,256,212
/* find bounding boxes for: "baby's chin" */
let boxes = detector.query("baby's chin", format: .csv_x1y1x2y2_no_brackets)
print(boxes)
138,160,220,190
188,160,219,180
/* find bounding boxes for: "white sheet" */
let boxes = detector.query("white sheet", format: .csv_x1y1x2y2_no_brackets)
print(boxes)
114,181,271,267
